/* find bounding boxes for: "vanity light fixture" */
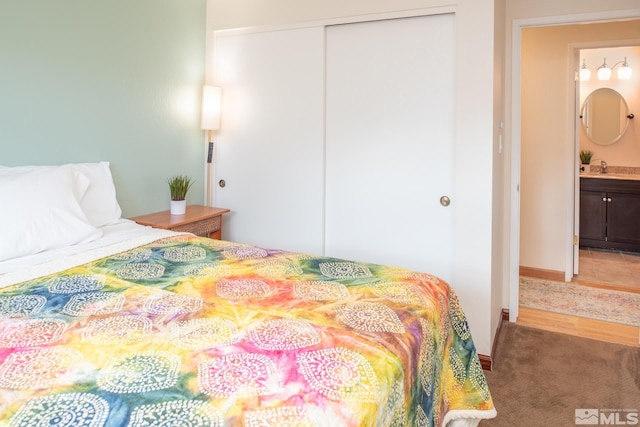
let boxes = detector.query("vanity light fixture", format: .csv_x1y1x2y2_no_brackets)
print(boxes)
579,57,633,81
596,57,632,81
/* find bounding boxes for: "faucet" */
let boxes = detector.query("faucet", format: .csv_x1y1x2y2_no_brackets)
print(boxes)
600,160,607,174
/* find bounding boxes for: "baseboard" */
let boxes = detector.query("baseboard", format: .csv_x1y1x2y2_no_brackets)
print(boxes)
519,266,565,282
478,309,509,371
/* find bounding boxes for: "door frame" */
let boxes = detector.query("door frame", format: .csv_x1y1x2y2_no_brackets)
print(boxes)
508,8,640,322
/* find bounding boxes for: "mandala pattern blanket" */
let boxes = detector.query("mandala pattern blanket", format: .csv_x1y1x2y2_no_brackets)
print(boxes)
0,235,495,426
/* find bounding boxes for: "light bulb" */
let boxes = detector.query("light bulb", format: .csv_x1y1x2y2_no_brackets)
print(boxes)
596,58,611,80
617,57,632,80
579,59,591,81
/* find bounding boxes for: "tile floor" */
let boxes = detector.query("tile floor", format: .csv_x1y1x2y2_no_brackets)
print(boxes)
574,248,640,292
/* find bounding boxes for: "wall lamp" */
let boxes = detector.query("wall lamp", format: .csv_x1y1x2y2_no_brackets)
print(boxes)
201,85,222,205
580,57,632,81
201,85,222,153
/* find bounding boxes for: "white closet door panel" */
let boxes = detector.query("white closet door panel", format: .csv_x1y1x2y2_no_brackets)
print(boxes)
325,15,455,280
214,27,325,254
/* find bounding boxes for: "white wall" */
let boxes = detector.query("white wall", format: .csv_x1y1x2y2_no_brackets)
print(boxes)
207,0,500,355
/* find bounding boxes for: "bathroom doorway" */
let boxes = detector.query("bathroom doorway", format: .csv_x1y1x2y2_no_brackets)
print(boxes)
509,11,640,321
574,44,640,288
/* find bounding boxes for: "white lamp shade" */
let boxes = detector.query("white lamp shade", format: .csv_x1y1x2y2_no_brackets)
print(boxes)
617,65,632,80
579,68,591,81
201,86,222,131
597,66,611,81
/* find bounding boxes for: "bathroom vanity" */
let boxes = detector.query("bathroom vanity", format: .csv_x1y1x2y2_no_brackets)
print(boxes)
580,175,640,252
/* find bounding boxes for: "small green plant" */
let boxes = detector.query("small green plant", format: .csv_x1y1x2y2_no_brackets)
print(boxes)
167,175,193,201
579,150,593,165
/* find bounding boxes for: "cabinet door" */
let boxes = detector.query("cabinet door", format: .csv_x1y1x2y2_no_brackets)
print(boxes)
579,190,607,243
607,192,640,246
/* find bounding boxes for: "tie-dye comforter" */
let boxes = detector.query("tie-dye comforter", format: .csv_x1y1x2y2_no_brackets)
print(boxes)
0,235,495,426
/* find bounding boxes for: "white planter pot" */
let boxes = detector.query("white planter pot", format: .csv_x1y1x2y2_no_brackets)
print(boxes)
170,200,186,215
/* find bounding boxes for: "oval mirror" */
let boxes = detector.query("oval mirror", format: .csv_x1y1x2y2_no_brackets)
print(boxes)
581,88,630,146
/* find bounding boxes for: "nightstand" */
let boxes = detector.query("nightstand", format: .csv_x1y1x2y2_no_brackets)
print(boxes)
130,205,230,239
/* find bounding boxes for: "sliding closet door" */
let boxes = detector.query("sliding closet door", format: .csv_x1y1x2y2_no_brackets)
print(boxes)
325,15,455,280
214,28,325,254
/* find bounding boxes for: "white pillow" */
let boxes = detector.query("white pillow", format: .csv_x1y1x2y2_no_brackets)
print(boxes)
0,162,122,227
0,165,103,262
70,162,122,227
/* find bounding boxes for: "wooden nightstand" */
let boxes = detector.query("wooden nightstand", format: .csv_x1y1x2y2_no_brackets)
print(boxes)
130,205,230,239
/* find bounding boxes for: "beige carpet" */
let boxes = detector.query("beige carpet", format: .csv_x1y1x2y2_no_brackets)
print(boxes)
481,322,640,426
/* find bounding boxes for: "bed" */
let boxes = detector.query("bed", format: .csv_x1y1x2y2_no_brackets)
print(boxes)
0,162,496,426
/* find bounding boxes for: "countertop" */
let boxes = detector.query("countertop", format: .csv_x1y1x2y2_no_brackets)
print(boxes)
580,173,640,181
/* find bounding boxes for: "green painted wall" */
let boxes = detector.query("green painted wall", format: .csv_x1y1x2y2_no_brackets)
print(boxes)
0,0,207,217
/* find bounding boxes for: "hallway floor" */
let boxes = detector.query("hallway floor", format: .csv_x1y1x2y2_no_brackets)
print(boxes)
517,247,640,347
574,248,640,293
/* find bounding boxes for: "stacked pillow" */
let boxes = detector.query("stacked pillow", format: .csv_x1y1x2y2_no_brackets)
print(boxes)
0,162,123,262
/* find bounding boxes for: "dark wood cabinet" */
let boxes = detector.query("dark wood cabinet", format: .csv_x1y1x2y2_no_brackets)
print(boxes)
607,192,640,247
580,189,607,242
579,177,640,252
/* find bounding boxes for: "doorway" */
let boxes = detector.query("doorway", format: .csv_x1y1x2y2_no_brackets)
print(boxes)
574,44,640,286
509,11,640,321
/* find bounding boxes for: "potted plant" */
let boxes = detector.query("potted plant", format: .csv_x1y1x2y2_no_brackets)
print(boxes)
579,150,593,173
167,175,193,215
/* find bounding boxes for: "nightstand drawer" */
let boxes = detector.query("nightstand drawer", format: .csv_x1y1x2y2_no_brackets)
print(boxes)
171,216,221,237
